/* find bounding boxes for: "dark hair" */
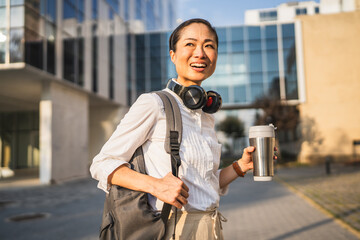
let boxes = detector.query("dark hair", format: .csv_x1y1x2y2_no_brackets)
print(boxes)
169,18,218,52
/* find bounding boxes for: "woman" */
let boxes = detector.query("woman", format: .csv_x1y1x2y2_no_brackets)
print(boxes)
91,18,258,239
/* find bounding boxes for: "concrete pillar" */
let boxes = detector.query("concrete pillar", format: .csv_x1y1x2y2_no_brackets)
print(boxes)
40,82,89,184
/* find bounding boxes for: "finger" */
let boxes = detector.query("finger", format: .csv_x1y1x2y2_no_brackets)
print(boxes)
173,201,182,209
181,188,189,198
181,182,189,192
177,195,188,206
245,146,255,154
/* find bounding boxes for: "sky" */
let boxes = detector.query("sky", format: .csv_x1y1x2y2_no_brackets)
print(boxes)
178,0,320,27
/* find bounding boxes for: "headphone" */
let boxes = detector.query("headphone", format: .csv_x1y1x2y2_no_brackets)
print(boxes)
166,79,222,114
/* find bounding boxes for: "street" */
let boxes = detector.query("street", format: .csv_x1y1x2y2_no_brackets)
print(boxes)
0,170,358,240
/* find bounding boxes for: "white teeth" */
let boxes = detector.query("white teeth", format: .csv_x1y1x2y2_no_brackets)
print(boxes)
190,63,206,68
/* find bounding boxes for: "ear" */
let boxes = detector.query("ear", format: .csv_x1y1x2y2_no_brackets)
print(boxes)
170,50,176,64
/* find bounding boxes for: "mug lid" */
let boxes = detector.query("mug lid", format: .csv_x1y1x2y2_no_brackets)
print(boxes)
249,124,276,138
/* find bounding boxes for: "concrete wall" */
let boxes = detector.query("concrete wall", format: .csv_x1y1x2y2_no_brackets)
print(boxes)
40,82,89,183
297,11,360,163
89,106,128,162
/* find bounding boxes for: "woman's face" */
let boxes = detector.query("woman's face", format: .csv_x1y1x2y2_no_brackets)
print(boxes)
170,23,218,86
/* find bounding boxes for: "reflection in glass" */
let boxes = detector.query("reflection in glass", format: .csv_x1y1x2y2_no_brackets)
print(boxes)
216,53,230,74
266,50,278,71
232,53,246,73
0,29,6,63
63,38,75,82
63,0,76,19
282,24,295,38
284,45,298,100
232,41,244,52
296,8,307,15
92,0,97,19
231,27,244,41
124,0,129,21
265,25,277,39
136,0,142,20
10,28,24,62
41,0,56,22
282,38,295,49
10,6,24,28
234,85,247,103
217,28,227,42
248,40,262,51
265,39,278,50
216,86,229,103
24,29,43,69
267,73,280,100
249,52,262,73
218,42,227,53
247,26,261,40
259,11,277,22
0,7,6,28
250,73,263,83
78,38,84,86
11,0,24,5
47,40,55,74
250,82,264,101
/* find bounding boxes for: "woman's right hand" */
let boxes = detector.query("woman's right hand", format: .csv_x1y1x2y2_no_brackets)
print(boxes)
152,172,189,209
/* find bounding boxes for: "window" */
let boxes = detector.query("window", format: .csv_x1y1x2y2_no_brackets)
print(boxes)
247,26,261,40
106,0,119,15
92,0,97,19
10,28,24,62
259,11,277,22
136,0,142,20
234,85,247,103
315,7,320,14
296,8,307,15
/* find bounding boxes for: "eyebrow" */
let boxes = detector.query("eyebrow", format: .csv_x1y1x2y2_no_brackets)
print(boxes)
184,38,215,43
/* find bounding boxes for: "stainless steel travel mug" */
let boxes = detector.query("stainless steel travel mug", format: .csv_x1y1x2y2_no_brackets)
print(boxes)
249,124,276,181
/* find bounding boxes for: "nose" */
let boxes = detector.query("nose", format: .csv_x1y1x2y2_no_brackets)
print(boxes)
194,45,206,58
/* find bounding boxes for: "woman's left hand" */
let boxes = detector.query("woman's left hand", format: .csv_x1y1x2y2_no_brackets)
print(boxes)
238,146,278,173
237,146,255,173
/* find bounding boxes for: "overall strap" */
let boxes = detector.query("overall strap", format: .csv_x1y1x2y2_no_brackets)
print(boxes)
154,91,183,230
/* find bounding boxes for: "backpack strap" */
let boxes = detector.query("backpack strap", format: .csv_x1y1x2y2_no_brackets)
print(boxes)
154,91,183,228
155,91,182,175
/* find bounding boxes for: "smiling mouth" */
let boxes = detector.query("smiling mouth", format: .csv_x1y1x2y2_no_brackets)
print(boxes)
190,63,207,68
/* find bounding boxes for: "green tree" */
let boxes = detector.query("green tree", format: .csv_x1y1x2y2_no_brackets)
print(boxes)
217,116,245,138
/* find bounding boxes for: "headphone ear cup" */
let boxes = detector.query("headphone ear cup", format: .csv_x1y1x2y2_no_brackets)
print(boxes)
183,86,207,110
202,91,222,114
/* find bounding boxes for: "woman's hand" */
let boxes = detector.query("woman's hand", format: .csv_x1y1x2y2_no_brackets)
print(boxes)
152,172,189,209
238,146,278,173
237,146,255,173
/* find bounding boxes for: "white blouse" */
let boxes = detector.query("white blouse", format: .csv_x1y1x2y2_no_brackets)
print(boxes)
90,88,228,211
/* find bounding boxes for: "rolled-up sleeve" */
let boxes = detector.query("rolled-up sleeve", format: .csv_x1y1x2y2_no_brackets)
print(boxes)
90,93,160,192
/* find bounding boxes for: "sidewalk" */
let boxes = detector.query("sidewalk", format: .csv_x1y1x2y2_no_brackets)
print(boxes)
275,162,360,237
0,164,359,240
220,167,360,240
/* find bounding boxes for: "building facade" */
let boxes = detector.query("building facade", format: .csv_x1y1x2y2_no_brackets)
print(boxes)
0,0,177,183
1,0,359,185
128,0,360,162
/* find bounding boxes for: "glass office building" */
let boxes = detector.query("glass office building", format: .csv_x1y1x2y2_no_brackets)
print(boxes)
127,22,301,107
0,0,177,182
